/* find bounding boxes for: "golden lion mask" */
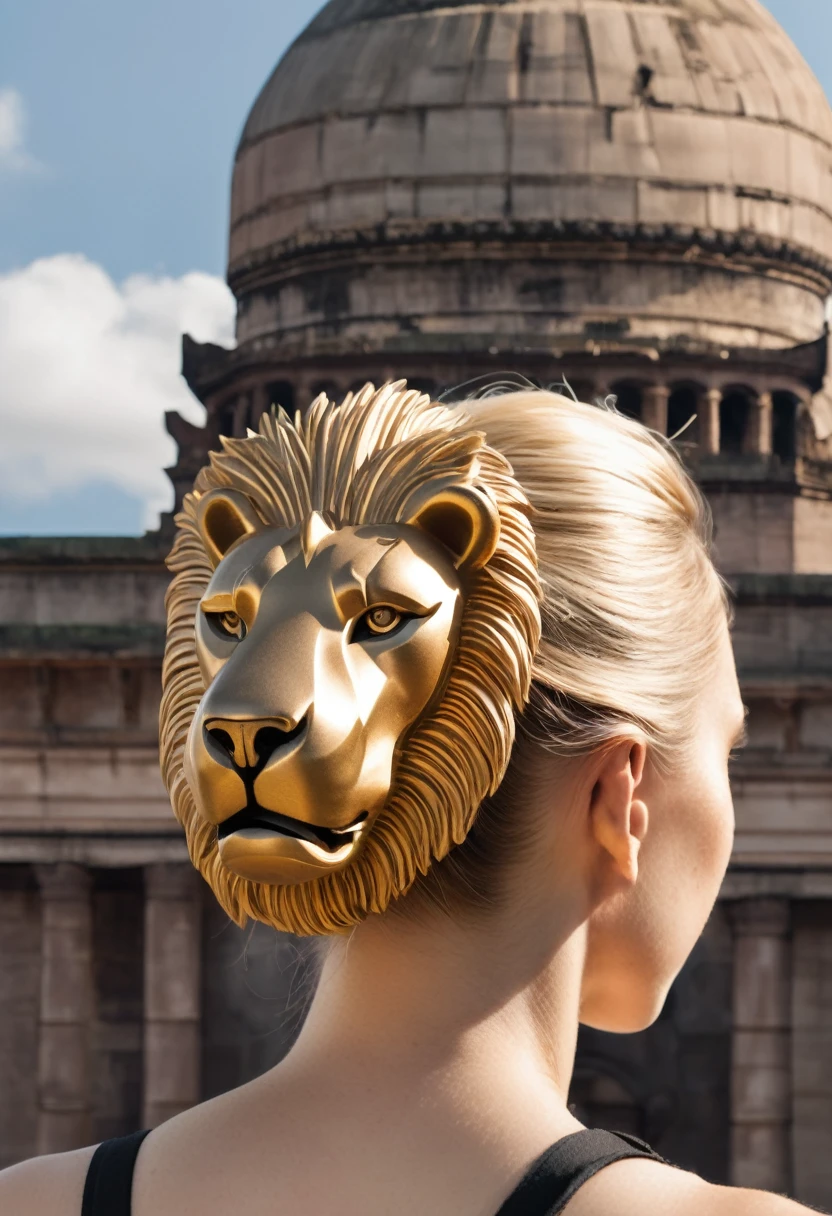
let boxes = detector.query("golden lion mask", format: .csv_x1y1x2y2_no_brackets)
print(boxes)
160,383,541,935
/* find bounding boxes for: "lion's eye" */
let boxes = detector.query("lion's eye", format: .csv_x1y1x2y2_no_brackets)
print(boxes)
366,606,401,634
351,605,412,643
207,610,247,641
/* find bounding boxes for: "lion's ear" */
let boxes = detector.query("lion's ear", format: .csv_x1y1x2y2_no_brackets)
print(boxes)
403,483,500,572
196,489,265,568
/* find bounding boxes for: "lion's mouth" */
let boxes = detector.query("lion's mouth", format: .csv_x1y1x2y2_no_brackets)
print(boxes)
217,805,368,854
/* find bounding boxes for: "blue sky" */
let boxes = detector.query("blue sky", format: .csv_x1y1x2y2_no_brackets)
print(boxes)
0,0,322,280
1,0,830,534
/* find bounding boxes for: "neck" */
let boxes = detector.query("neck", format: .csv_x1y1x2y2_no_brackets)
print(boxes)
285,877,589,1132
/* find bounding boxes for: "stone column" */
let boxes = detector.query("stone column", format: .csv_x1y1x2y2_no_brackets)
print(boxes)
142,865,202,1128
751,391,774,456
252,382,270,429
295,375,316,410
642,384,670,435
35,863,93,1154
701,387,722,454
730,898,792,1193
232,394,250,437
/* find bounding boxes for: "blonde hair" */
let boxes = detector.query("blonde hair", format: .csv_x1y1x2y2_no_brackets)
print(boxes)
461,389,731,768
403,388,733,915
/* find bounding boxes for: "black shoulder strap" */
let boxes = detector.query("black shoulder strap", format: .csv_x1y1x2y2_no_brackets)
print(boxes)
494,1128,667,1216
81,1129,152,1216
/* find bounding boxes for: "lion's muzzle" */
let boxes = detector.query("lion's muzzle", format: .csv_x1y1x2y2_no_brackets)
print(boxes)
200,714,368,878
185,695,385,885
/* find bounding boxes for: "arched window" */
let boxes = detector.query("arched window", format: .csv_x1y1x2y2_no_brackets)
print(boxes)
310,380,341,402
667,385,700,445
406,377,438,398
266,381,295,418
609,382,643,422
719,390,751,455
562,378,597,404
217,401,238,438
568,1070,645,1138
772,392,798,463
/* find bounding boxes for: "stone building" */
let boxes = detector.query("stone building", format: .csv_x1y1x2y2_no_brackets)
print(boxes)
3,0,832,1204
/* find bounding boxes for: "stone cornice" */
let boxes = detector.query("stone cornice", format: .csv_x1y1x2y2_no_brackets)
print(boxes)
0,623,166,661
729,573,832,606
0,535,168,567
721,868,832,899
689,455,832,499
180,333,828,405
227,219,832,299
0,832,189,866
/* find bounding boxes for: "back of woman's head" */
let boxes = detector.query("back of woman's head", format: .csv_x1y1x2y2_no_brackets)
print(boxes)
403,388,732,917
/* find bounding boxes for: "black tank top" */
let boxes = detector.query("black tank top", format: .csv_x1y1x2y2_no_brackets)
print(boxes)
81,1126,665,1215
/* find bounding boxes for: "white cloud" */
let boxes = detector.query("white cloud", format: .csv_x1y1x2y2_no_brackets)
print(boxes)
0,88,38,173
0,253,236,529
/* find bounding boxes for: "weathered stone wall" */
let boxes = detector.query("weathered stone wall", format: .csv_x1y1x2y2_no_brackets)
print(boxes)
0,866,41,1169
91,869,144,1143
0,540,172,846
794,498,832,574
710,493,798,575
792,902,832,1209
1,664,169,839
0,568,168,626
729,583,832,867
709,491,832,576
235,253,822,360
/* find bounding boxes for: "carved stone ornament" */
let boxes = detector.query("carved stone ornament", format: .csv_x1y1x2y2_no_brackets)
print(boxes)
160,381,541,935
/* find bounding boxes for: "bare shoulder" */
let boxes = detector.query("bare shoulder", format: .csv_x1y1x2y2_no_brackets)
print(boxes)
0,1144,97,1216
567,1157,825,1216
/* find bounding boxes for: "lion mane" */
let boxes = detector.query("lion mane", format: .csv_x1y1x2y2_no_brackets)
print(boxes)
160,382,541,936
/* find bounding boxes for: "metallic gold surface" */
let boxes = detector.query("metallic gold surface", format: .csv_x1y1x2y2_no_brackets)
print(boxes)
186,518,466,886
160,382,541,935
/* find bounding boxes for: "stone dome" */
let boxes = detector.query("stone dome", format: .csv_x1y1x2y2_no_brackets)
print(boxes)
228,0,832,356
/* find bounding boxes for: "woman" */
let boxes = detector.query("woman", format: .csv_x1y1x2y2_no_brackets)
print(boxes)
1,387,816,1215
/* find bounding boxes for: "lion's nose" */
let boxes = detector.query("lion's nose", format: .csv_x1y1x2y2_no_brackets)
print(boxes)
205,717,307,771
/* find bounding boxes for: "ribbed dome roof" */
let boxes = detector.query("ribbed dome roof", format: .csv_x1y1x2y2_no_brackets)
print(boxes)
242,0,832,144
230,0,832,282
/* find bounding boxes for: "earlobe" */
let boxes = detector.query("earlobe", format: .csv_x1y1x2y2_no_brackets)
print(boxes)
402,483,500,571
620,810,645,885
196,489,265,568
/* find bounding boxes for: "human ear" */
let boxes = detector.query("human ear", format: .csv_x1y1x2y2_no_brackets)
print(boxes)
589,740,649,886
403,483,500,571
196,488,266,568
